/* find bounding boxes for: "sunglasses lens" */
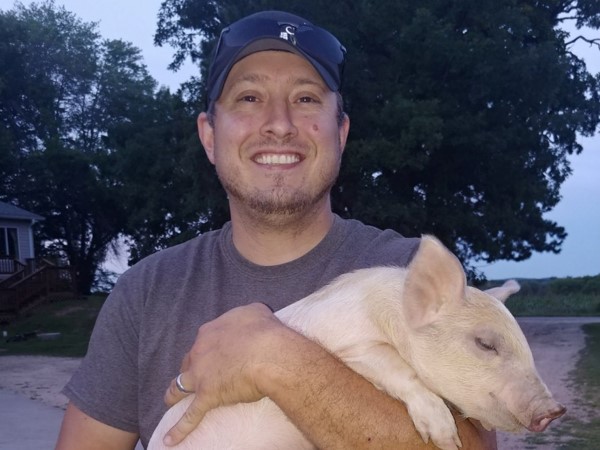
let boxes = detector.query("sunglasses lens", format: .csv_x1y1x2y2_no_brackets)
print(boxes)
295,25,346,66
219,18,345,77
221,20,279,46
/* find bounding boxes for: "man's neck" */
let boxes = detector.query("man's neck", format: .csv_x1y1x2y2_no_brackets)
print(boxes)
229,204,335,266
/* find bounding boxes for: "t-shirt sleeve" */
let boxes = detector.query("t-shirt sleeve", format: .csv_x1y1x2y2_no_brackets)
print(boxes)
62,270,142,433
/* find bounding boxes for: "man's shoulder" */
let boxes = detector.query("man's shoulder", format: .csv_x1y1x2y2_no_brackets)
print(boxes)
335,217,421,268
120,225,228,280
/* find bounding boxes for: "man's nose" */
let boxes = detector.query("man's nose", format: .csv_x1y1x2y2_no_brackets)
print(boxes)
260,99,298,139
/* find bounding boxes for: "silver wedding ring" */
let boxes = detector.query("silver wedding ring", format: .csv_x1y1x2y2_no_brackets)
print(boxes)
175,373,194,394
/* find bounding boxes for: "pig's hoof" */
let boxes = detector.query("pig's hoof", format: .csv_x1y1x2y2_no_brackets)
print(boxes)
427,427,461,450
408,394,461,450
434,432,462,450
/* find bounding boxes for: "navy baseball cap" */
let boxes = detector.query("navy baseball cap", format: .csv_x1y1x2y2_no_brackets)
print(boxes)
206,11,346,104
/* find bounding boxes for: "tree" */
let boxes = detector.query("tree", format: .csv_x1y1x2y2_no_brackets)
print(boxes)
0,1,162,293
0,2,83,194
110,87,229,265
155,0,600,278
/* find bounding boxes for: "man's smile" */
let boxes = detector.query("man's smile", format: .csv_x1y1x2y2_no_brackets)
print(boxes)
253,153,302,165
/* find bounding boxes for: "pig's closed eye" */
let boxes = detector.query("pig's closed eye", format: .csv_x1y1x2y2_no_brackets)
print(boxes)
476,337,498,353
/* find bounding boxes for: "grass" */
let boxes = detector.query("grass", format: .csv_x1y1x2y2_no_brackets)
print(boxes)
0,295,106,357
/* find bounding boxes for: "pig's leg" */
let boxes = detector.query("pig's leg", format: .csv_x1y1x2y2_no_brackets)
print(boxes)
342,343,462,450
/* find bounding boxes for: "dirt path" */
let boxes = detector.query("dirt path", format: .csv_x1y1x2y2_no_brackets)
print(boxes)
498,316,600,449
1,317,599,448
0,355,80,409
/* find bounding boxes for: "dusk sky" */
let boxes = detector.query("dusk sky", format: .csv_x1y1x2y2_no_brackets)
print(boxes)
2,0,598,280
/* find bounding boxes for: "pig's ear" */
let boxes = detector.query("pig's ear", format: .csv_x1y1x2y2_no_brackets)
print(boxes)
484,279,520,303
403,235,466,328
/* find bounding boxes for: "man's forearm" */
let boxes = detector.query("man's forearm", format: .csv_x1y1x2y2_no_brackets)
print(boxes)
258,324,495,449
163,303,495,448
55,403,139,450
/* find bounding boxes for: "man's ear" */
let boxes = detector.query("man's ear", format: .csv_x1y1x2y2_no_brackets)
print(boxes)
198,112,215,164
339,113,350,154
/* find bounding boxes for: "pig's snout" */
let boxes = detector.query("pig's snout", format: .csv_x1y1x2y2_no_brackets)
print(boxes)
527,404,567,432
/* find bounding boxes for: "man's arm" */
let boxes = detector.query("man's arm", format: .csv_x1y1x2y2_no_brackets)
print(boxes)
163,303,495,449
55,403,139,450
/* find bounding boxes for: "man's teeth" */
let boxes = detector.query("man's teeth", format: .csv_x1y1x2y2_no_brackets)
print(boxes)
255,154,300,165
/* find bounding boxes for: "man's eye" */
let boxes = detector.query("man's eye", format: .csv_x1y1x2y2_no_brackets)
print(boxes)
240,95,258,102
298,96,318,103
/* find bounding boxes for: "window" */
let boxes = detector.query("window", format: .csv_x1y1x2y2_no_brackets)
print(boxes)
0,227,19,258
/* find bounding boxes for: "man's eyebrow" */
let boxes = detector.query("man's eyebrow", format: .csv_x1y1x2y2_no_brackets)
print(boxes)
228,74,325,90
292,77,325,89
228,73,270,88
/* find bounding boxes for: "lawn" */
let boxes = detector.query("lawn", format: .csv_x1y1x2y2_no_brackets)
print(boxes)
0,295,106,357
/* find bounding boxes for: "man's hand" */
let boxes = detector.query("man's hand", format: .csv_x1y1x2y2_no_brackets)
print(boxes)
163,303,283,446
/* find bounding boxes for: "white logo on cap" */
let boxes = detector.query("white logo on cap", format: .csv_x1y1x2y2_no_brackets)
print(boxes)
279,25,297,45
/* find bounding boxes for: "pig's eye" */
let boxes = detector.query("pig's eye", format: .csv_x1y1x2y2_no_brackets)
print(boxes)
475,337,497,353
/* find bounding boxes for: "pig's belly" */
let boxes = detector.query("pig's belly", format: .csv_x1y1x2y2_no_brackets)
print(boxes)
148,395,315,450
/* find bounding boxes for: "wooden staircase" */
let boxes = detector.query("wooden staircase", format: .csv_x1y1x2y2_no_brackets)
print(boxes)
0,258,77,323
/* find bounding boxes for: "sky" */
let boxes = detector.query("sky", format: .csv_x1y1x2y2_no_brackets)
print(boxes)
1,0,599,280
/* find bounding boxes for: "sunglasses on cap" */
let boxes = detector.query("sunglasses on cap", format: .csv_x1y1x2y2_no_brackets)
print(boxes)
206,11,347,104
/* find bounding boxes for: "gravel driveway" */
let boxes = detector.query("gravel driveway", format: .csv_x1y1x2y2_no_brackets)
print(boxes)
498,316,600,449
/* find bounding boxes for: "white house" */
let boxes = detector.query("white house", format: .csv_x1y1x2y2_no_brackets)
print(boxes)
0,201,44,278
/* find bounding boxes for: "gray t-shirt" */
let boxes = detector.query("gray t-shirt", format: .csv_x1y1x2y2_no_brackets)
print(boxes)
63,215,420,447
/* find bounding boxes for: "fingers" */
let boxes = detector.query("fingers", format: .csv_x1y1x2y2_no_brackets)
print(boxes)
179,352,191,372
163,353,193,407
165,371,192,407
163,394,212,447
162,303,283,445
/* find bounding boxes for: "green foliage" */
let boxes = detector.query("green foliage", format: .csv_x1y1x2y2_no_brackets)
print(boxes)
0,2,97,190
108,88,228,265
499,274,600,316
505,292,600,316
550,275,600,295
0,1,203,290
3,0,600,289
505,274,600,295
155,0,600,278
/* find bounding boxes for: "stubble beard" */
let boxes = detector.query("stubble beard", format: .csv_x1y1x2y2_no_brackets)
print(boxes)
217,160,340,224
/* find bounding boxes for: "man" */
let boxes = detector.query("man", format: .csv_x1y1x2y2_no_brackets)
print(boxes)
56,10,495,449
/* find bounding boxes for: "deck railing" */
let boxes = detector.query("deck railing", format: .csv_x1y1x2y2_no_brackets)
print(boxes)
0,257,26,275
0,261,77,319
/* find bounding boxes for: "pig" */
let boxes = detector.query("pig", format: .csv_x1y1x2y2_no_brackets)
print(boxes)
148,235,565,450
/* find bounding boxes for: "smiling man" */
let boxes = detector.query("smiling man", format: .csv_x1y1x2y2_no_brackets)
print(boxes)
56,11,496,449
199,48,349,265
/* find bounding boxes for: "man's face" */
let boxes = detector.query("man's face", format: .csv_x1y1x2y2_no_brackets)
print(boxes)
199,50,349,220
